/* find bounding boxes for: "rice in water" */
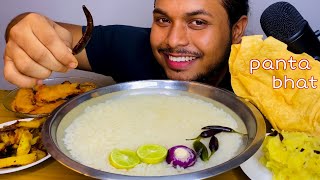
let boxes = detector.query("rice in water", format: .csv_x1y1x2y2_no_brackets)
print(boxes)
63,94,246,176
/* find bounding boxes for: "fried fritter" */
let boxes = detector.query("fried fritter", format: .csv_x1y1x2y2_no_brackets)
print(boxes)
11,88,35,113
79,82,97,93
35,82,80,102
30,100,66,114
11,81,97,115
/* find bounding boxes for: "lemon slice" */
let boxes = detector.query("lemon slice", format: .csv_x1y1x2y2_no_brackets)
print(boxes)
137,144,167,164
109,149,140,169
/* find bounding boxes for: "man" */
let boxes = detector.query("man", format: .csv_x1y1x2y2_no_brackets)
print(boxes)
3,0,248,90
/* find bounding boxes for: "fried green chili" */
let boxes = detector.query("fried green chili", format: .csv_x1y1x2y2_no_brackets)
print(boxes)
186,129,220,140
208,135,219,157
201,125,247,135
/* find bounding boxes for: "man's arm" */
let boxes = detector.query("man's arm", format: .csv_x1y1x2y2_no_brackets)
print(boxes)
3,12,91,87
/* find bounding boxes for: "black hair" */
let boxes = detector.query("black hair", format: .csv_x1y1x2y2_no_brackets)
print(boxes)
221,0,249,27
154,0,249,27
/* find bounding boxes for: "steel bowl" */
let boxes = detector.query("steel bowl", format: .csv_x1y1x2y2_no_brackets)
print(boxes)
42,80,266,180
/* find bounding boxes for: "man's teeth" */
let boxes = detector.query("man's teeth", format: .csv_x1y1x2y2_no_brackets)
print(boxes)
169,56,196,62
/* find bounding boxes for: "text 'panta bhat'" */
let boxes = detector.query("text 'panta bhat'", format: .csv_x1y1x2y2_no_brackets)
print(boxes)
229,35,320,136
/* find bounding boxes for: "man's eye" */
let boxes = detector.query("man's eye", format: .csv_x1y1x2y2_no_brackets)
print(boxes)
154,17,171,27
157,18,170,24
189,20,208,29
193,20,205,25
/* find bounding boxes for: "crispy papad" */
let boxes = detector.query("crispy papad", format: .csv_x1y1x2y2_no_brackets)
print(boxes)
229,35,320,136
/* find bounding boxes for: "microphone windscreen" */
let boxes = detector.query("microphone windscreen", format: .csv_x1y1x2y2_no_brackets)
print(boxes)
260,2,306,42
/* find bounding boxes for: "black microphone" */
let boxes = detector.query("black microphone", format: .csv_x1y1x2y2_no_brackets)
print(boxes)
260,1,320,60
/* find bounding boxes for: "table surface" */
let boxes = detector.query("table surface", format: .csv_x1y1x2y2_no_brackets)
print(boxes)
0,90,250,180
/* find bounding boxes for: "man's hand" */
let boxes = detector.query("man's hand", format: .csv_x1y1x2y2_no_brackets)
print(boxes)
4,13,78,87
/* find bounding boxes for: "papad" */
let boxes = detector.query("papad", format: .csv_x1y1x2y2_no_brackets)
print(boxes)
229,35,320,136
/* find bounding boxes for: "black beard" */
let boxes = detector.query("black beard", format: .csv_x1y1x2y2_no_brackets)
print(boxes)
194,40,232,85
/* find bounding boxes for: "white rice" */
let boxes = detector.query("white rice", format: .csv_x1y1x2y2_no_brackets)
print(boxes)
63,94,245,176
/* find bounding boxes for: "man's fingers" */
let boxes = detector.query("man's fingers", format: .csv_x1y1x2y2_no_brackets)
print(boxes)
4,56,39,88
8,30,69,73
3,13,80,88
9,13,78,69
52,22,74,48
5,41,53,79
30,14,78,68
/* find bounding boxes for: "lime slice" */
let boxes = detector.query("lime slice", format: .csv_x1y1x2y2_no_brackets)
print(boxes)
109,149,140,169
137,144,167,164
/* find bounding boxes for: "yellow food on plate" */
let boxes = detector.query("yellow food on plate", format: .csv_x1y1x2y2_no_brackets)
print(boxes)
11,81,97,115
260,131,320,179
16,130,33,156
31,100,66,114
11,88,35,113
229,35,320,136
0,153,37,168
0,118,48,168
35,81,80,102
16,117,46,128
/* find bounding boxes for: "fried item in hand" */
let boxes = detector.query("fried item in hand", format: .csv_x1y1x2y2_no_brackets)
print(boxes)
11,88,35,113
229,35,320,136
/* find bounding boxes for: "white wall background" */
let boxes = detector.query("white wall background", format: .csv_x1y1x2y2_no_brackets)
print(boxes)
1,0,319,89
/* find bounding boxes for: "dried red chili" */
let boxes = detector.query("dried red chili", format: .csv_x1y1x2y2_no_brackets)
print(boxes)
72,5,94,55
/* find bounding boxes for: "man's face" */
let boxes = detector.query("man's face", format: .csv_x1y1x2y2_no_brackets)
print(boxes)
150,0,232,81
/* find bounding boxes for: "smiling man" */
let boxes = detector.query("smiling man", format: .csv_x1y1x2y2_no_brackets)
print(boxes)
3,0,248,89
